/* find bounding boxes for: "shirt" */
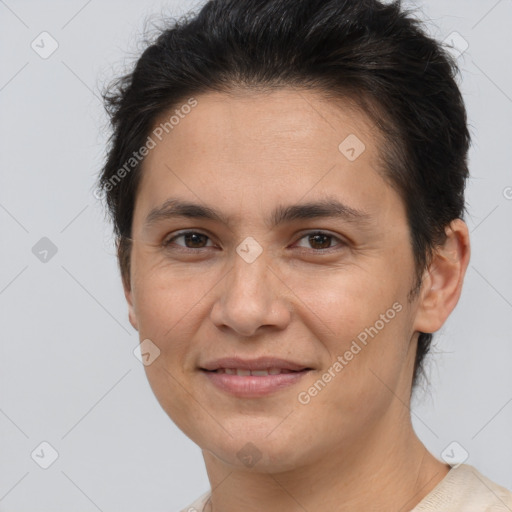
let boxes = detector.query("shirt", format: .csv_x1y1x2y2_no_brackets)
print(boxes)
179,463,512,511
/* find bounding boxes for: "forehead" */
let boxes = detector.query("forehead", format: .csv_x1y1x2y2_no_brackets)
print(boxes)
134,88,403,229
150,88,380,164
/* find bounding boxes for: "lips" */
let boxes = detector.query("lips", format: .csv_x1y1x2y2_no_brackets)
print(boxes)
199,356,312,397
200,356,311,373
209,368,296,376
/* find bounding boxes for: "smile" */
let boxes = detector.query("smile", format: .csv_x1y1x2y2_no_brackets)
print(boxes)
200,368,312,397
206,368,298,376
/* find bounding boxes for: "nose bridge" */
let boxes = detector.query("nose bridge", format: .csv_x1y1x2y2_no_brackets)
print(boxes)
211,243,290,336
228,245,273,310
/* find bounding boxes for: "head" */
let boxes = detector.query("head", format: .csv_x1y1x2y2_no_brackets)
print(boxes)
98,0,470,470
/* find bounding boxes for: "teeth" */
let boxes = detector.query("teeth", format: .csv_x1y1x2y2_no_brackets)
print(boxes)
251,370,270,376
213,368,294,376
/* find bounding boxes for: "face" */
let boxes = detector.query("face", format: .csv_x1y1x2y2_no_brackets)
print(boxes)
125,88,424,471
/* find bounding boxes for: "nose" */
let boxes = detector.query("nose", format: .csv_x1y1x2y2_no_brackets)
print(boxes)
209,250,292,337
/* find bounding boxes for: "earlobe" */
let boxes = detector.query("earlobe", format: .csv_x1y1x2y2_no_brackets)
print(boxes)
413,219,471,334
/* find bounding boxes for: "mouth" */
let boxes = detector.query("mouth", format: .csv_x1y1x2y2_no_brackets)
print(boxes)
200,356,312,373
199,357,313,397
202,368,309,376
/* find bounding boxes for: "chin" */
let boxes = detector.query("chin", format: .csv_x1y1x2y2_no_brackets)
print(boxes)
199,425,315,473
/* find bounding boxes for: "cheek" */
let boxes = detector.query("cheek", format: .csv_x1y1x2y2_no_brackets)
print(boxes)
292,267,411,402
281,264,396,339
131,265,211,438
300,310,410,440
131,252,210,339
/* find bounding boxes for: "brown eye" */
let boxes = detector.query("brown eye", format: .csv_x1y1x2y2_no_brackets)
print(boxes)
295,231,346,251
163,231,213,249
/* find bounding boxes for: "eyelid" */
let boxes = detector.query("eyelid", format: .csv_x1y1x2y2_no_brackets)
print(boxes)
162,230,217,248
292,230,348,252
163,229,347,251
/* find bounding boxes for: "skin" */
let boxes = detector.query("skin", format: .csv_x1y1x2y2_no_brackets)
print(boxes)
123,88,470,511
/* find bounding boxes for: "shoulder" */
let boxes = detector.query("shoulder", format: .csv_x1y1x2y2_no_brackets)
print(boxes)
177,467,512,512
412,464,512,512
178,490,211,512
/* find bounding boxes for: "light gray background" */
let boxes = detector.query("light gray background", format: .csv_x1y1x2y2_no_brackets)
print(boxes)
1,0,511,511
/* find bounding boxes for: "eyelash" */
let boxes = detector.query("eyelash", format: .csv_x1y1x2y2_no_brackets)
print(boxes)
161,230,347,253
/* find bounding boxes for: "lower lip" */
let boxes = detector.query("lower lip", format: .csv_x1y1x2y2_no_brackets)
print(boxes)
201,370,311,397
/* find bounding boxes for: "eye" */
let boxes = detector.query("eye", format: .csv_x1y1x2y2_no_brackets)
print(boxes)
294,231,346,251
162,231,215,250
161,230,347,253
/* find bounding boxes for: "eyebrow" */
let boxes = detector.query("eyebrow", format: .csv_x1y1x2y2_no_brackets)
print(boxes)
143,197,372,231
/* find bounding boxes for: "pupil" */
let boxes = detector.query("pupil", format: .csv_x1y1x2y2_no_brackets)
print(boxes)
186,233,206,248
310,234,330,249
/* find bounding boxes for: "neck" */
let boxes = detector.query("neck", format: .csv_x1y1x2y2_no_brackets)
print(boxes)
201,401,451,512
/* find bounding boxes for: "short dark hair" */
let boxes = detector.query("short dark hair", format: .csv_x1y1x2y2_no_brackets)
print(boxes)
97,0,471,390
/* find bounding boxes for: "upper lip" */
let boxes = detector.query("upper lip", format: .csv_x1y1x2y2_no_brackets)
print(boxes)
200,357,311,372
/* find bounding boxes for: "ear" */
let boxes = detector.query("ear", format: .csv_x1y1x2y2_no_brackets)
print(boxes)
413,218,470,334
123,280,139,332
118,240,139,332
